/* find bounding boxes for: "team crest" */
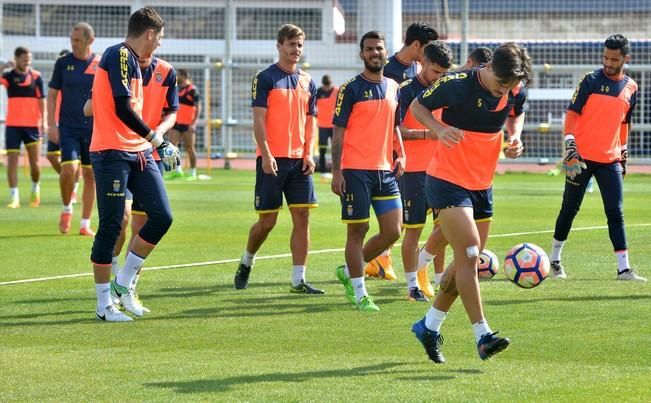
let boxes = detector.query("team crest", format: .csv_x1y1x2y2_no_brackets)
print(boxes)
255,196,260,208
346,204,354,216
112,180,121,192
155,71,163,83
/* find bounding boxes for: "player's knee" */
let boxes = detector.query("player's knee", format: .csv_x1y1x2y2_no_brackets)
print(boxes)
347,222,369,240
258,215,278,232
384,226,401,244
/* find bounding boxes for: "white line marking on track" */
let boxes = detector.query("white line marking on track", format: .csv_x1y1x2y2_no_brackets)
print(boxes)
2,223,650,286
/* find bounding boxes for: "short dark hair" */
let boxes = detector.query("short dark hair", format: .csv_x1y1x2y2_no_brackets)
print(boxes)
14,46,30,58
277,24,304,44
321,75,332,86
423,40,452,68
404,22,438,46
177,69,190,79
127,7,164,38
468,47,492,65
359,30,385,52
59,49,70,57
605,34,630,56
491,42,532,85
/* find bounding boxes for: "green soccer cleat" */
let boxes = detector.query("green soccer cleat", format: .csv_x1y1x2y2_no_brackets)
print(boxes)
356,295,380,312
335,265,355,304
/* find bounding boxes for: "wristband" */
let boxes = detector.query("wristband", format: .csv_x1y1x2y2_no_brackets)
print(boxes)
150,133,164,148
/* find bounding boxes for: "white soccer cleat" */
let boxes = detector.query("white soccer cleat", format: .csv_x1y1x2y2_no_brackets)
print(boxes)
617,269,647,282
111,280,147,317
96,304,133,322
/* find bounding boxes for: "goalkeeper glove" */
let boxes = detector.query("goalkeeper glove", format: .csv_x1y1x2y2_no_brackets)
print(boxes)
620,145,628,177
150,132,181,172
562,135,586,180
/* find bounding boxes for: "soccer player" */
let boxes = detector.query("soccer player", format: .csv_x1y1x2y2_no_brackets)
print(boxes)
384,22,439,84
1,47,46,208
332,31,406,312
398,41,452,302
365,21,438,281
234,24,322,295
409,43,531,362
167,69,200,180
549,34,645,282
459,47,493,70
114,55,179,311
47,23,100,236
90,7,179,322
315,74,338,176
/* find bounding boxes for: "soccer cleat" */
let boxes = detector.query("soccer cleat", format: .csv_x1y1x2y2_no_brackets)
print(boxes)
110,279,145,317
59,212,72,234
79,227,96,237
7,199,20,209
95,304,133,322
122,289,151,314
234,263,252,289
165,171,184,180
356,295,380,312
364,255,397,281
407,287,429,302
184,173,198,181
417,267,435,297
617,269,647,282
335,265,356,304
290,281,325,294
29,192,40,208
411,318,445,363
550,261,567,279
477,332,510,360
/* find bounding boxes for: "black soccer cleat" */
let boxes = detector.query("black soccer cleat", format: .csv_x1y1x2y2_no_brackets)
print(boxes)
477,331,510,360
290,281,325,294
412,318,446,363
234,263,252,289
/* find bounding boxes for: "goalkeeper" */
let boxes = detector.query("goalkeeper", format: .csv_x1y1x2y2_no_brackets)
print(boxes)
89,7,180,322
549,34,645,282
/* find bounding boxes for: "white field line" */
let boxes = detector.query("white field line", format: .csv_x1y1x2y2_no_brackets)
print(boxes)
2,223,650,286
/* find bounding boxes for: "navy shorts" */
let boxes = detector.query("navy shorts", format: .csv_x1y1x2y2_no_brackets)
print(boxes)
47,139,61,154
60,126,92,166
318,127,333,147
132,160,165,214
341,169,401,223
425,175,493,221
5,126,40,152
90,149,172,265
399,171,433,227
173,123,190,132
254,156,317,213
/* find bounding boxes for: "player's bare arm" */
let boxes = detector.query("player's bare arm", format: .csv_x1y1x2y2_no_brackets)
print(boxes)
302,115,316,175
46,88,59,143
504,113,525,159
330,125,345,196
252,106,277,176
392,126,406,178
409,98,463,147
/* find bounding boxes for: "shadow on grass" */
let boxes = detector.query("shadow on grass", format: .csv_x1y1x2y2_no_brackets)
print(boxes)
0,233,64,240
144,362,457,394
485,293,651,306
0,309,100,326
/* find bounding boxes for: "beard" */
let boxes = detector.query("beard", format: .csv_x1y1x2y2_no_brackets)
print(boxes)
364,57,384,73
603,63,623,75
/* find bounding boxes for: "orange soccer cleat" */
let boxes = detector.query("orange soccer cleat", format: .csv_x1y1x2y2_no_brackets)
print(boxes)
365,255,397,281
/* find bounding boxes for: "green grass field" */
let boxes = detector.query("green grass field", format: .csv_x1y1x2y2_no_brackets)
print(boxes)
1,167,650,402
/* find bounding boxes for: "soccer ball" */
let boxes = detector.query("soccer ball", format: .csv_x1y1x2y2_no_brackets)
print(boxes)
477,249,499,280
503,243,550,288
